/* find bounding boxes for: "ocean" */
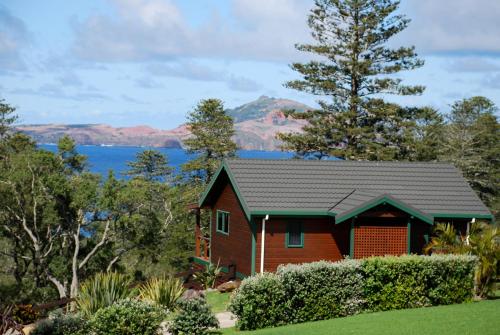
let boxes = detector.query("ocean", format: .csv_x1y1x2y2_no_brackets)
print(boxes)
39,144,293,177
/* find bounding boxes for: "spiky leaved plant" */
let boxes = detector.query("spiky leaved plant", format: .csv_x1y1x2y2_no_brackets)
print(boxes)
138,276,185,311
193,261,222,289
76,272,133,317
425,222,499,298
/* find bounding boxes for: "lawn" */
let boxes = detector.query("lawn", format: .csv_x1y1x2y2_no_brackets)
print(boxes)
206,290,232,314
221,298,500,335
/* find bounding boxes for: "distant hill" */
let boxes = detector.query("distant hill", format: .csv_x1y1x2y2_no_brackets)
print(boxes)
227,95,311,123
16,96,313,151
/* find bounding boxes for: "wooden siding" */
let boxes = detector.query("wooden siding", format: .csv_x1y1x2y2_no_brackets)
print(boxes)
353,219,407,258
211,182,252,276
255,218,350,273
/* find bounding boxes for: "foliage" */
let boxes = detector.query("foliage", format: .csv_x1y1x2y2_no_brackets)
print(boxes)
279,0,428,160
469,224,500,297
0,119,189,301
11,304,40,324
425,222,500,298
138,276,185,310
76,272,133,317
193,261,222,289
277,260,364,323
170,297,219,335
0,305,24,335
361,255,476,311
182,98,237,184
439,97,500,215
0,99,18,140
31,311,89,335
89,299,167,335
230,255,476,330
229,273,288,330
124,149,173,181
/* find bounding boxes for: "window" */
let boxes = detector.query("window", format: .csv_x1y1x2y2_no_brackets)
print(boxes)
286,221,304,248
216,210,230,235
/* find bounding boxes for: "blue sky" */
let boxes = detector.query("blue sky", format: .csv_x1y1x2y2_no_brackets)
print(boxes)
1,0,499,129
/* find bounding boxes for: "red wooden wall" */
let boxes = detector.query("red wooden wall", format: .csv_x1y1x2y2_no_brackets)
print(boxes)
210,183,252,276
254,218,350,273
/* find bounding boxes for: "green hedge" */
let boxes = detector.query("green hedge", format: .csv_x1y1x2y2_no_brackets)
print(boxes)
362,255,476,311
229,255,477,331
277,260,364,323
229,273,288,330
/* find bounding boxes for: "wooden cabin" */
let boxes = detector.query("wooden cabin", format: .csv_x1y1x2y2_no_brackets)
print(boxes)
192,159,493,279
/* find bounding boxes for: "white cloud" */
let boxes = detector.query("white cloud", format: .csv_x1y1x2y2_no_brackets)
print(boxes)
145,60,262,92
72,0,311,63
0,6,30,70
399,0,500,55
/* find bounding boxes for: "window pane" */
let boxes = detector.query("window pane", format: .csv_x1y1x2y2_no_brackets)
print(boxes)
217,212,223,231
288,222,302,246
223,213,229,233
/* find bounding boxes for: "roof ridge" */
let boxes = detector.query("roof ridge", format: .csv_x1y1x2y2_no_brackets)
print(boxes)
225,158,454,165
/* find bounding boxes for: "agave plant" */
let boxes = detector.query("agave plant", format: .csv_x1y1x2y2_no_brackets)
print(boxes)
425,222,499,298
76,272,133,317
138,276,185,310
193,261,222,289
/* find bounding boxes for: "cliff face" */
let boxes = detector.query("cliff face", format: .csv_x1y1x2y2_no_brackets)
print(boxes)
16,96,312,150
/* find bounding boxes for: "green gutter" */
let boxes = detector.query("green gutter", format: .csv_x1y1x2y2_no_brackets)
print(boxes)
251,210,336,218
198,160,252,221
432,213,494,220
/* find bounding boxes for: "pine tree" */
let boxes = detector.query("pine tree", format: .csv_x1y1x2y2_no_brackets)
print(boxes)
279,0,426,159
0,99,18,140
182,99,237,184
125,149,173,181
440,97,500,214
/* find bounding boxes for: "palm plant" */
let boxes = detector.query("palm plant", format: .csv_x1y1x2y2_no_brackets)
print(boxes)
76,272,133,317
468,224,500,297
423,223,466,254
425,222,499,298
138,276,185,310
193,261,222,289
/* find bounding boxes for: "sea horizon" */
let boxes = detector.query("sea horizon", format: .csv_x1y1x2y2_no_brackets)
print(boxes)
40,144,293,178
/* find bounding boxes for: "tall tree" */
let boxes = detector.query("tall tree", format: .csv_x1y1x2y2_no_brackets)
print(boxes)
440,97,499,214
0,99,18,140
182,99,237,184
278,0,425,159
124,149,173,181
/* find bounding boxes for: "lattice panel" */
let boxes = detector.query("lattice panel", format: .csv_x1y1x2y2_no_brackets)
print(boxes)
354,225,407,258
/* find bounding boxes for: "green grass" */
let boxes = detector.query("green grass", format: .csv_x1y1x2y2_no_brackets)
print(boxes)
222,299,500,335
206,290,231,314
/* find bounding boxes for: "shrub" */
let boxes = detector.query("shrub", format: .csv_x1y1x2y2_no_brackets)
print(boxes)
229,273,287,330
170,297,219,335
277,260,364,323
138,276,185,310
230,255,477,330
31,312,88,335
11,304,40,324
76,272,133,317
361,254,477,311
90,299,166,335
